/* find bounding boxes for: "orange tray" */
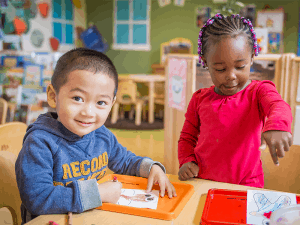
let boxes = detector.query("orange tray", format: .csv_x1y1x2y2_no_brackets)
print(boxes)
96,174,194,220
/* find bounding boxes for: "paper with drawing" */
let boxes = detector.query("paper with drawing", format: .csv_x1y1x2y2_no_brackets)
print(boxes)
247,190,297,224
117,189,159,209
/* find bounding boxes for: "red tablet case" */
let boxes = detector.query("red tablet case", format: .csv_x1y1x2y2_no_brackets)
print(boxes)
201,188,300,225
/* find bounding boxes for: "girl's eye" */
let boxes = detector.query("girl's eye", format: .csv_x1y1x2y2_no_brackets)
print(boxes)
73,96,83,102
97,101,107,106
215,69,225,72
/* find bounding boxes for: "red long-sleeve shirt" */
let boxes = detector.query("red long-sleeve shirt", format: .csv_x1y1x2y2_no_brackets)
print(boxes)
178,80,292,188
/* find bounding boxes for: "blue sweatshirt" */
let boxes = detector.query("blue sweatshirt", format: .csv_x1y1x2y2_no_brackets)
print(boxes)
15,112,164,222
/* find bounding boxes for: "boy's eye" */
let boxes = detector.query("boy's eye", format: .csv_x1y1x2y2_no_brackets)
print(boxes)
215,68,225,72
97,101,107,106
236,66,245,70
73,96,83,102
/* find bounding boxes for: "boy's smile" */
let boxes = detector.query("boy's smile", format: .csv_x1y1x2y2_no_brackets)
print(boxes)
48,70,116,137
203,35,254,96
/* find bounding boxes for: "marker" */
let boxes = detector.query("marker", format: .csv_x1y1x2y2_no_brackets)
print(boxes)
68,212,72,225
113,176,118,182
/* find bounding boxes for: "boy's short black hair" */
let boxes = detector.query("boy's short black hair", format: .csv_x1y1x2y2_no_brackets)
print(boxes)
51,48,118,96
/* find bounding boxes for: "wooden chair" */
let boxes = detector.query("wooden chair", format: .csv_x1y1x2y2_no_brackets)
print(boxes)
0,151,22,225
153,81,165,119
0,97,8,124
111,80,147,126
0,122,27,156
261,145,300,194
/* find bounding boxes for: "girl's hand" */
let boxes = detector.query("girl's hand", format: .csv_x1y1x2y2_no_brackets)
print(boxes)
146,165,177,198
262,130,293,166
178,161,199,181
98,181,122,203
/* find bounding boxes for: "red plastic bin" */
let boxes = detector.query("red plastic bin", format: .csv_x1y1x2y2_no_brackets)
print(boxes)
201,188,300,225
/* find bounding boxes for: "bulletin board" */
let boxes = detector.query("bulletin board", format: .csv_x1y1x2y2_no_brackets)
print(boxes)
256,9,285,53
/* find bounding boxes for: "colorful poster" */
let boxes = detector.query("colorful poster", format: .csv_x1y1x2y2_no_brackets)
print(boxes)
256,9,284,33
168,58,187,111
255,28,268,54
268,32,282,54
174,0,185,7
158,0,171,7
23,64,44,86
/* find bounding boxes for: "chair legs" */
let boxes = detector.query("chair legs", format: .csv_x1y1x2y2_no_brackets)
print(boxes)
135,103,142,126
111,102,120,124
129,107,134,120
111,102,145,126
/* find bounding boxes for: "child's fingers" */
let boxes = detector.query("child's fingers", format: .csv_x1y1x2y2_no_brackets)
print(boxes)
146,176,154,193
283,140,290,152
166,182,176,198
276,142,285,158
158,179,166,197
185,167,196,178
287,133,293,147
190,164,199,177
268,144,279,165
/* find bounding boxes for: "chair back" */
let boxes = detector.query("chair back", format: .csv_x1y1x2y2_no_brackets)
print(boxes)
0,98,8,124
0,151,22,225
0,122,27,156
116,80,138,103
261,145,300,194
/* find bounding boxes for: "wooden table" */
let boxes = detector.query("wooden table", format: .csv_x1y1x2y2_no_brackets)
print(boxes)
119,74,166,124
26,175,265,225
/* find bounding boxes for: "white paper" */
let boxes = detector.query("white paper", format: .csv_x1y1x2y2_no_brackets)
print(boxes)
117,189,159,209
247,190,297,225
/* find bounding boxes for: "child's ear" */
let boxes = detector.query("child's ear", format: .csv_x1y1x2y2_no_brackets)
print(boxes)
47,84,57,108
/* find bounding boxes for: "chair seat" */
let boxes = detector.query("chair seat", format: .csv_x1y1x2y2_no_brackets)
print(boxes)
154,98,164,105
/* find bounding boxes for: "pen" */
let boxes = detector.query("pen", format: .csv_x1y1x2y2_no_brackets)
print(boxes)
113,176,118,182
68,212,72,225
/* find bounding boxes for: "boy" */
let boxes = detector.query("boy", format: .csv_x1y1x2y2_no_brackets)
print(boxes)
15,48,176,223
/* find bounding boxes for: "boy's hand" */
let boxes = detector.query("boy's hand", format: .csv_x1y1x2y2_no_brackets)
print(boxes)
98,181,122,204
146,164,177,198
262,130,293,166
178,161,199,181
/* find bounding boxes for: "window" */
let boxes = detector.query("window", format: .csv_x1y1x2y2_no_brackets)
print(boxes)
52,0,74,45
113,0,151,51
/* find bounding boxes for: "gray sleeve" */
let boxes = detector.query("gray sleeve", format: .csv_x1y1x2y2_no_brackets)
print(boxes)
139,158,166,178
77,179,102,211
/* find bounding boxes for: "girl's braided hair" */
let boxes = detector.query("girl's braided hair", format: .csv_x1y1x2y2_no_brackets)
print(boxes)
198,13,258,68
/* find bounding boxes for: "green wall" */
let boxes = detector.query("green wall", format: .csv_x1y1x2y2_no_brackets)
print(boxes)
87,0,299,74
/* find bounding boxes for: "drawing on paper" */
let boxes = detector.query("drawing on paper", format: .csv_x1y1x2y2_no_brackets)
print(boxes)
247,190,297,225
117,189,159,210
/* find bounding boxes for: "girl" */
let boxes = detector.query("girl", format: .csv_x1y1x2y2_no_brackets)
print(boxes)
178,13,293,188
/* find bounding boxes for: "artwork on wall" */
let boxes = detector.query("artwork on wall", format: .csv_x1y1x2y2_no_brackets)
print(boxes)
195,6,211,28
256,9,285,53
174,0,185,7
254,28,268,54
268,32,282,54
168,58,187,111
23,63,44,86
158,0,171,8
